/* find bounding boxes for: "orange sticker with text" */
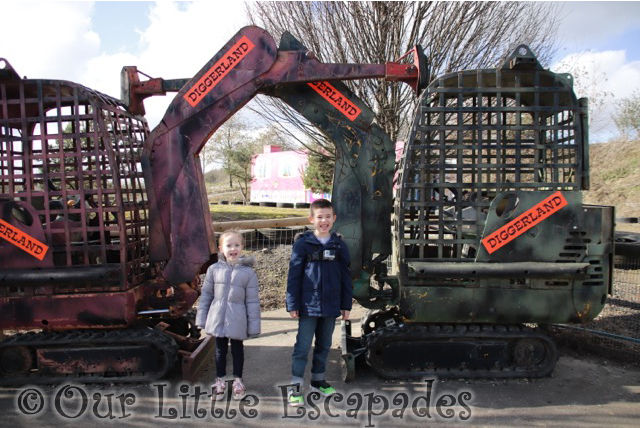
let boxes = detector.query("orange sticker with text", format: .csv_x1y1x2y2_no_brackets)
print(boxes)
184,35,256,107
481,191,568,254
308,81,362,121
0,219,49,260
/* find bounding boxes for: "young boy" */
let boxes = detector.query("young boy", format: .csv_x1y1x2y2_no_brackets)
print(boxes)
286,198,353,407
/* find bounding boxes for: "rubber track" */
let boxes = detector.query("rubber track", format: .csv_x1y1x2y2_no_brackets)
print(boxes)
365,323,558,379
0,328,178,386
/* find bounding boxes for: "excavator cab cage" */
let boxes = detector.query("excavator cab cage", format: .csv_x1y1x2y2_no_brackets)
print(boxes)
393,45,612,325
397,45,589,271
0,58,152,290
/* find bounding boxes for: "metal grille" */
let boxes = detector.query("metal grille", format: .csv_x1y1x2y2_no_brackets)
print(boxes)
396,63,585,273
218,226,311,251
0,78,150,289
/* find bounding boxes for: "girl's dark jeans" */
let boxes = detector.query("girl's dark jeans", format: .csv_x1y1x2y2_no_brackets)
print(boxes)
215,337,244,378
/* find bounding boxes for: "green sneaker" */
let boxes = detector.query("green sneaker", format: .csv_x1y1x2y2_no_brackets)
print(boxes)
310,380,336,397
288,390,304,407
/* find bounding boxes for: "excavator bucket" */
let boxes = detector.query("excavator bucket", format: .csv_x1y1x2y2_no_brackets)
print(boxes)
181,335,216,382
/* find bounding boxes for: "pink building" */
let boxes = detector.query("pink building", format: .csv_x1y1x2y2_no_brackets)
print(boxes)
394,140,404,189
250,145,330,204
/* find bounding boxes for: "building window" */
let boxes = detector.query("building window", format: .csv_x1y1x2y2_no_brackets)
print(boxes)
279,163,293,177
255,161,269,179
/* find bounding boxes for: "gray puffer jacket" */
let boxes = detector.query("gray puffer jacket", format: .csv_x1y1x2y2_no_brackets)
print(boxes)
196,256,261,340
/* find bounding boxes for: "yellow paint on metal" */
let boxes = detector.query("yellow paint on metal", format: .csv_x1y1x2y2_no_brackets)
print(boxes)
576,302,593,320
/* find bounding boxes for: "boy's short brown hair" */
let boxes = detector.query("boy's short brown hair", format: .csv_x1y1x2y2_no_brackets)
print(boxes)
309,198,334,216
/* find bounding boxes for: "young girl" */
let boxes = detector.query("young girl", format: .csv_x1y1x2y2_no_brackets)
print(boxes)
196,230,261,400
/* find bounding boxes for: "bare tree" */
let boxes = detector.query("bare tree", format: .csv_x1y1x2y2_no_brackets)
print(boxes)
205,114,251,188
247,1,560,156
554,52,614,138
613,90,640,141
225,138,262,203
205,120,289,201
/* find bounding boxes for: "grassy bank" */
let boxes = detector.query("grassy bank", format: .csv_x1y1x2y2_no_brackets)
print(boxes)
586,139,640,233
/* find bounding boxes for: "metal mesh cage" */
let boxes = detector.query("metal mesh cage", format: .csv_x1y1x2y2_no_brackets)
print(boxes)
0,78,151,289
396,54,587,273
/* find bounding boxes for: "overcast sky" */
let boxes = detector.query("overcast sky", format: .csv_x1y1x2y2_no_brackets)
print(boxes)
1,1,639,143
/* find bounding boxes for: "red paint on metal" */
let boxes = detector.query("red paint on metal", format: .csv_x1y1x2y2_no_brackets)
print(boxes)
181,335,215,383
0,219,49,260
183,35,256,107
482,192,568,254
307,81,362,121
37,346,153,374
0,202,54,269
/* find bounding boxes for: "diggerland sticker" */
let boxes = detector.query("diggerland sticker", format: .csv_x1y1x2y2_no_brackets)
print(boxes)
184,35,256,107
308,81,362,121
0,219,48,260
481,191,568,254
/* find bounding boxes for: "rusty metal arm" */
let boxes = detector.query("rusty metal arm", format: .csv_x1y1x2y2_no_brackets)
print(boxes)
123,57,423,117
122,42,426,117
121,67,189,116
257,48,425,91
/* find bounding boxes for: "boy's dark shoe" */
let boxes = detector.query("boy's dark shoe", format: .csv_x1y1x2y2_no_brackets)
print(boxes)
310,380,336,397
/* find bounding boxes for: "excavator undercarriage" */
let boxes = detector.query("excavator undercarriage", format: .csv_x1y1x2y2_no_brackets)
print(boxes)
343,317,558,380
0,328,178,385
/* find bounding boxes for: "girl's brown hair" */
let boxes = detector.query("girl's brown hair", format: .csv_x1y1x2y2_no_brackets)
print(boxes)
218,229,243,247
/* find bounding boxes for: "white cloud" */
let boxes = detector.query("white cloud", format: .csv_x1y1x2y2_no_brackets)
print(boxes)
1,1,250,128
139,1,249,72
116,1,250,127
84,51,140,98
0,2,99,83
556,2,640,53
553,50,640,142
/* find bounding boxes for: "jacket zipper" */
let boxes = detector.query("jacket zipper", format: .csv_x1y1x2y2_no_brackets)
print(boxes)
223,263,235,329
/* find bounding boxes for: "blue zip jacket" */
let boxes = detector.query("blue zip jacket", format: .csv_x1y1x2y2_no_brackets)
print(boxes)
286,231,353,317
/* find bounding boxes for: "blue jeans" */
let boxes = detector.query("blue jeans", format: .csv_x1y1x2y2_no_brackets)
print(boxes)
291,316,336,386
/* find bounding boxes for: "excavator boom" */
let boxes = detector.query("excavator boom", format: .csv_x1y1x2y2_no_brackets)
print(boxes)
129,25,426,284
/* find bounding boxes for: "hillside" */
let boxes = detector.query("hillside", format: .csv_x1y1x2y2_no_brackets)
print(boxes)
585,139,640,232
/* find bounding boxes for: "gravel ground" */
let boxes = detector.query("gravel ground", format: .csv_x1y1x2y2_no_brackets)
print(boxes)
246,245,292,311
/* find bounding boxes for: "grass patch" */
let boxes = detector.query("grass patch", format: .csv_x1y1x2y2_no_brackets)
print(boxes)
209,204,307,221
601,167,631,182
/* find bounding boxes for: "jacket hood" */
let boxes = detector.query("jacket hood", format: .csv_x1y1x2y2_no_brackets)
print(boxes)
217,255,255,267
